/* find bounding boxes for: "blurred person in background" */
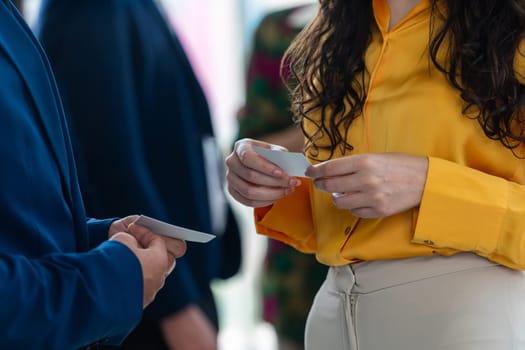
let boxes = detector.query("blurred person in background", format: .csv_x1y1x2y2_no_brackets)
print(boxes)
235,4,324,350
36,0,242,349
0,0,186,348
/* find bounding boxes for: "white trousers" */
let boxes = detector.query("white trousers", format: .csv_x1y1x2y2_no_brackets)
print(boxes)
305,253,525,350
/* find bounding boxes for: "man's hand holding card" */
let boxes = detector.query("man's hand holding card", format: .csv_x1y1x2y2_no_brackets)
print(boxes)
134,215,215,243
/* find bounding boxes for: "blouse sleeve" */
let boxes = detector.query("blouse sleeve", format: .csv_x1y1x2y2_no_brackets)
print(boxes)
254,179,317,253
413,156,525,270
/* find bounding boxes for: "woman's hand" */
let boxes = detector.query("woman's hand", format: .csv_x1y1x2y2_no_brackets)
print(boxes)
225,138,301,208
306,153,428,218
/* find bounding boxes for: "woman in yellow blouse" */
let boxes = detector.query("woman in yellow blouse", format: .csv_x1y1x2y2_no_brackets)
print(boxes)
227,0,525,348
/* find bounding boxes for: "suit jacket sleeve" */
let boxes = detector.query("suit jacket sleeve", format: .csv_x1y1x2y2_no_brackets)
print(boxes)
0,240,143,349
87,217,116,249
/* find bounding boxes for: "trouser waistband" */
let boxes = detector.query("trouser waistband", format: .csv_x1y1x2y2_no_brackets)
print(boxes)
328,252,498,294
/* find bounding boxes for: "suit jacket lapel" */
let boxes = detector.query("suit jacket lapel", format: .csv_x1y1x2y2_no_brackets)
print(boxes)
2,0,12,10
0,2,73,209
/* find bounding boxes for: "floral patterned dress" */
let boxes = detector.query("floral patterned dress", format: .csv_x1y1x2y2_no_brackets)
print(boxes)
236,5,328,347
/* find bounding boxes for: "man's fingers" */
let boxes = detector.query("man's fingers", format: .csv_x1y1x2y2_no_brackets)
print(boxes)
166,253,177,275
163,238,187,259
127,222,157,247
108,215,140,237
127,224,183,276
110,232,139,248
129,222,187,257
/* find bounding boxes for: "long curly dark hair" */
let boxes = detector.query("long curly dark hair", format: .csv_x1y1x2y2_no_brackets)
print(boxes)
284,0,525,159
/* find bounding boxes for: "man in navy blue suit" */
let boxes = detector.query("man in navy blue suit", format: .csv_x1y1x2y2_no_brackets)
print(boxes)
11,0,19,10
0,0,186,349
36,0,242,349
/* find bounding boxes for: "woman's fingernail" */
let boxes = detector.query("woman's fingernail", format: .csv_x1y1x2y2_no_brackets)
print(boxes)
290,178,301,187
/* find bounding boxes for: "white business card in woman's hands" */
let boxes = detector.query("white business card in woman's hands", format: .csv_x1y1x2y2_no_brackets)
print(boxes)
252,145,311,177
134,215,215,243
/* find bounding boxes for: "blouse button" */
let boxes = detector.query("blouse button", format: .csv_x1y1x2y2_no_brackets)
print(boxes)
424,239,435,246
344,226,352,235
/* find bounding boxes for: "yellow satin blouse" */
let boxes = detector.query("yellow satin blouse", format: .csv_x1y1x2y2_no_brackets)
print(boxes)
254,0,525,270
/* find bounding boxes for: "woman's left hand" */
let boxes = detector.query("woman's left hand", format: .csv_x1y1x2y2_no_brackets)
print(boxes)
305,153,428,218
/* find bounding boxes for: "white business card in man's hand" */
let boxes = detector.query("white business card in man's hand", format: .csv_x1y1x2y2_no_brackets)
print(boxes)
252,145,311,177
134,215,215,243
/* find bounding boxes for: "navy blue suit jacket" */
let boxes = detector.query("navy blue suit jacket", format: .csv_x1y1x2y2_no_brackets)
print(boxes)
36,0,241,322
0,2,143,349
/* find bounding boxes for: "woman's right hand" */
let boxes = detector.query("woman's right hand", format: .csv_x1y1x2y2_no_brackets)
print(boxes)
225,138,301,208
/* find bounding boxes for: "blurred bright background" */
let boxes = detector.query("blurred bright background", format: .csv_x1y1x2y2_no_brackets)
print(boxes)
23,0,315,349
